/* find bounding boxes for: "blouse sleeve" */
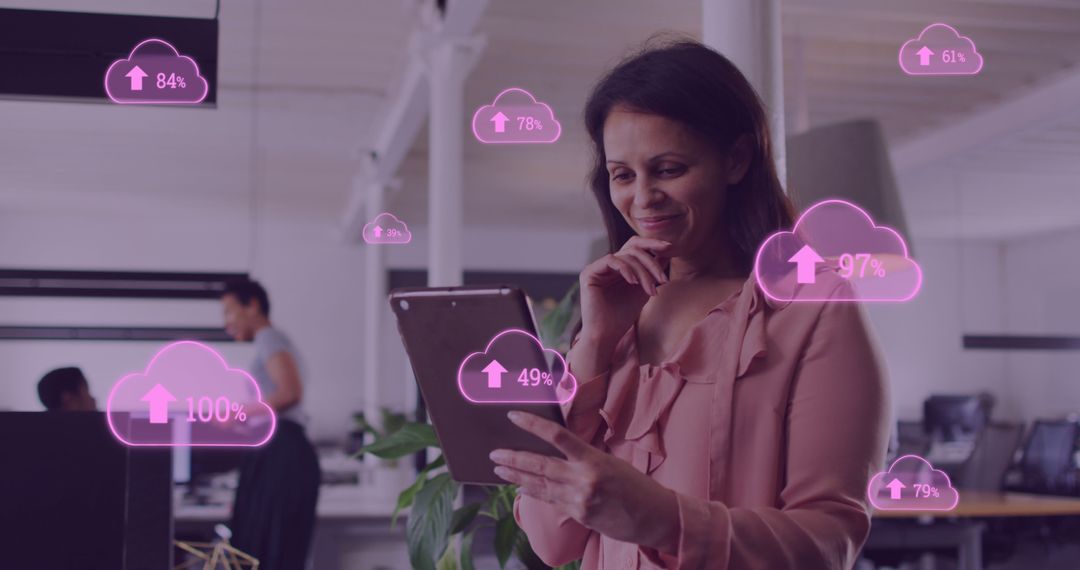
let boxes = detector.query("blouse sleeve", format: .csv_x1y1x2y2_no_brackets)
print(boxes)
654,298,890,569
513,346,612,567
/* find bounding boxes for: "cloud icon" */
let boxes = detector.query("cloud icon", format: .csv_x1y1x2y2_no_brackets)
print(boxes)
362,211,412,245
106,341,275,447
868,454,959,511
471,87,562,144
458,329,577,404
899,23,984,76
105,38,210,104
754,199,922,302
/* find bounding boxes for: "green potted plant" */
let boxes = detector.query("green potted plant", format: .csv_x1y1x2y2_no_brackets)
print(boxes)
359,284,581,570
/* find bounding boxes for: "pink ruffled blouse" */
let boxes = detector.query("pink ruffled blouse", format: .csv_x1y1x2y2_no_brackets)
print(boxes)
515,274,890,569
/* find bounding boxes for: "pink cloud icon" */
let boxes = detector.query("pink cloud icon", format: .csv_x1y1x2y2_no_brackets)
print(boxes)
458,329,577,404
754,199,922,302
471,87,561,144
106,341,275,447
363,212,412,245
899,23,984,76
105,38,210,104
868,454,959,511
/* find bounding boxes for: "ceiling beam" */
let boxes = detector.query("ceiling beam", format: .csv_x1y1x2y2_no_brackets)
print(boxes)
890,65,1080,172
340,0,489,242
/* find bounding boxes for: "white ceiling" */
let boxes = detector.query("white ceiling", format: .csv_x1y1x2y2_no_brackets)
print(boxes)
1,0,1078,240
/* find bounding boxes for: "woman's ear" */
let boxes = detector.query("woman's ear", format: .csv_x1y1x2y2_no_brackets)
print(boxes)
725,134,753,186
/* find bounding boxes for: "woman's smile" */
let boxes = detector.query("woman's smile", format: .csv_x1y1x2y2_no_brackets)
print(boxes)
634,212,684,233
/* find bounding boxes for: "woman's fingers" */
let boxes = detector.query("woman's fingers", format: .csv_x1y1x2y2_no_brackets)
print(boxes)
614,253,656,295
507,411,593,461
490,449,573,483
620,247,668,286
602,256,638,285
625,236,673,254
493,466,574,506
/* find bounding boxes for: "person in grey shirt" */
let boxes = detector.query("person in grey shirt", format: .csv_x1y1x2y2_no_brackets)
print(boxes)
221,278,320,570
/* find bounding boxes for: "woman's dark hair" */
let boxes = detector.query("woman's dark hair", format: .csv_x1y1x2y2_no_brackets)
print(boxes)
223,277,271,317
584,38,795,273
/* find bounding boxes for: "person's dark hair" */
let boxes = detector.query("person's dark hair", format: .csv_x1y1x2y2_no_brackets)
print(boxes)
38,367,88,410
584,37,795,273
223,277,271,317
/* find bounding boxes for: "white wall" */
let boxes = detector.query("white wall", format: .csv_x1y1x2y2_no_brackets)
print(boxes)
867,238,1011,421
1000,227,1080,421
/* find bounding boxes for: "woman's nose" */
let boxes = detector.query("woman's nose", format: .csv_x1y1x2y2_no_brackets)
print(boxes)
632,176,664,209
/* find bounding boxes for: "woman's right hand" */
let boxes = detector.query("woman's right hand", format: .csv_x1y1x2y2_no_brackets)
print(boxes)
576,236,672,358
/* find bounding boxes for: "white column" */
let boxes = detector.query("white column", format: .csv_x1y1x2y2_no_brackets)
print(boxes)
702,0,787,187
426,38,482,288
360,174,386,466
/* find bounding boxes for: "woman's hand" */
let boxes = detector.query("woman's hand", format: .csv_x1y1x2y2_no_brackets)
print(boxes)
491,411,679,554
578,236,672,358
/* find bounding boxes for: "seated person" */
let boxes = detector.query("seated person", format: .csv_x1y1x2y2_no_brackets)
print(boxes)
37,367,98,411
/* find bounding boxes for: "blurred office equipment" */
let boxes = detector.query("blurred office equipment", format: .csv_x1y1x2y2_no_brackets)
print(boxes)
1007,419,1080,496
0,411,172,569
923,393,995,476
891,419,931,461
956,422,1025,491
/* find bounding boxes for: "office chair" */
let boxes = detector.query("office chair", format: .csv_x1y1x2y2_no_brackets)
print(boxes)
891,419,931,462
956,422,1025,491
1009,419,1080,496
923,393,995,477
923,393,995,442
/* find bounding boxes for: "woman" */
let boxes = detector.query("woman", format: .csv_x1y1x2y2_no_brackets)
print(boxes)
222,278,321,570
490,40,889,569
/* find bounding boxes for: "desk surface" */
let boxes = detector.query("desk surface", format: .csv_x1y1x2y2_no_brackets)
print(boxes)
874,491,1080,518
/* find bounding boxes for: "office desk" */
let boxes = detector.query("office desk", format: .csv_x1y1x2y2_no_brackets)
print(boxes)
175,489,410,570
865,492,1080,570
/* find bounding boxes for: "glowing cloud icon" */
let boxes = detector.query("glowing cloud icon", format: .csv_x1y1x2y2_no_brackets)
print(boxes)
754,199,922,302
899,23,984,76
471,88,562,144
105,38,210,104
458,329,577,404
106,341,275,447
868,454,959,511
362,212,412,245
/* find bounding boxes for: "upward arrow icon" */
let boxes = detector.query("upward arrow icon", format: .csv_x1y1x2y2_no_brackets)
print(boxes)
141,383,177,424
126,65,148,91
788,245,825,284
917,46,935,66
490,111,509,133
483,360,507,388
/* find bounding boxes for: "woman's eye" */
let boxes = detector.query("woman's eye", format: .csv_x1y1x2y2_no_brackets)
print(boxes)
658,166,685,177
611,171,633,183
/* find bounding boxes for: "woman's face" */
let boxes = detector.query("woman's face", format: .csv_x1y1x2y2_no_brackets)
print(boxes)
603,105,746,258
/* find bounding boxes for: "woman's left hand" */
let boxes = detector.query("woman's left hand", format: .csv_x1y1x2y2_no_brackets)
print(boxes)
491,411,679,554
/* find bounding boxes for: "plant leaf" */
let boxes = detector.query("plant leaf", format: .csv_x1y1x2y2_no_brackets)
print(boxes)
460,529,476,570
450,502,481,535
392,475,424,528
436,546,458,570
494,513,518,569
538,281,579,348
406,472,457,570
358,422,440,459
553,562,582,570
391,453,447,527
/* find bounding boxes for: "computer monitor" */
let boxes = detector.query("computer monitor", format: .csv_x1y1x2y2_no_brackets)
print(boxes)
923,394,994,442
0,411,172,570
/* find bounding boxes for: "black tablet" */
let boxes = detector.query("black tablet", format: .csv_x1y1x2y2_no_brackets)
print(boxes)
389,285,567,485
